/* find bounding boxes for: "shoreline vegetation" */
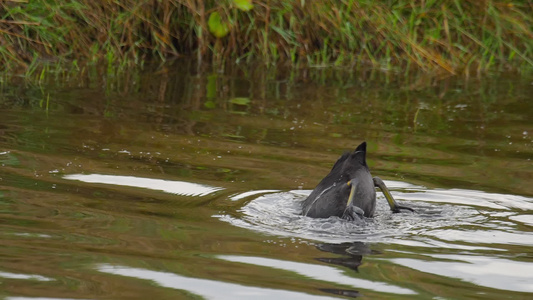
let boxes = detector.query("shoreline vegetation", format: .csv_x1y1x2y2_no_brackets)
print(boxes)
1,0,532,76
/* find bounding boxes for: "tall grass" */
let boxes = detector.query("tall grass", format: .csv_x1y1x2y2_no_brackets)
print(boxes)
1,0,532,74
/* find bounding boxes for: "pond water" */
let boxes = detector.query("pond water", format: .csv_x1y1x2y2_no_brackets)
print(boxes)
0,63,532,299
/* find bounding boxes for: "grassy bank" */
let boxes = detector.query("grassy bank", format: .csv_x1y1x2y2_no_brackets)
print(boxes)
1,0,532,74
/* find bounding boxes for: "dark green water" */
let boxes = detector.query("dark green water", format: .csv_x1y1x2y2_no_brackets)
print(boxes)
0,63,532,299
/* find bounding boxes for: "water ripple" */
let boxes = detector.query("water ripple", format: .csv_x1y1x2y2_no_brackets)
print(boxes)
217,181,533,247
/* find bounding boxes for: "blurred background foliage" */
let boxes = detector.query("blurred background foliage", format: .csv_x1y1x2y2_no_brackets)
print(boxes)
0,0,532,75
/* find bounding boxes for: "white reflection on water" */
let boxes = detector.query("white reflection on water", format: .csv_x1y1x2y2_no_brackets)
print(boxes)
217,255,416,295
388,255,533,293
0,271,53,281
96,264,338,299
509,214,533,226
426,229,533,246
63,174,223,196
7,298,80,300
7,298,81,300
230,190,280,201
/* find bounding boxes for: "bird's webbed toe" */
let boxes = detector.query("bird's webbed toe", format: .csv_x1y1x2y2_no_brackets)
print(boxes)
342,205,365,221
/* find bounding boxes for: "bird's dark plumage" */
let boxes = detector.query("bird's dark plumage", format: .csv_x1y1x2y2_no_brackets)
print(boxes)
302,142,413,220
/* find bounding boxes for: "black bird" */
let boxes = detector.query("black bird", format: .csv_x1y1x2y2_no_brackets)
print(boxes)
302,142,413,220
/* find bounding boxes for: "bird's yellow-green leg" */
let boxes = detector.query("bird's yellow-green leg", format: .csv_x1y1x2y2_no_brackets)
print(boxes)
346,180,357,207
373,177,414,213
345,180,365,219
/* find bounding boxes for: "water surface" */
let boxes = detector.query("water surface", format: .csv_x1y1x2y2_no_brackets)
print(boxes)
0,64,532,299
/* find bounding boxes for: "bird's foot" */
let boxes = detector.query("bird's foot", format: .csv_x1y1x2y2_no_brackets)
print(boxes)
392,204,415,213
342,205,365,221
